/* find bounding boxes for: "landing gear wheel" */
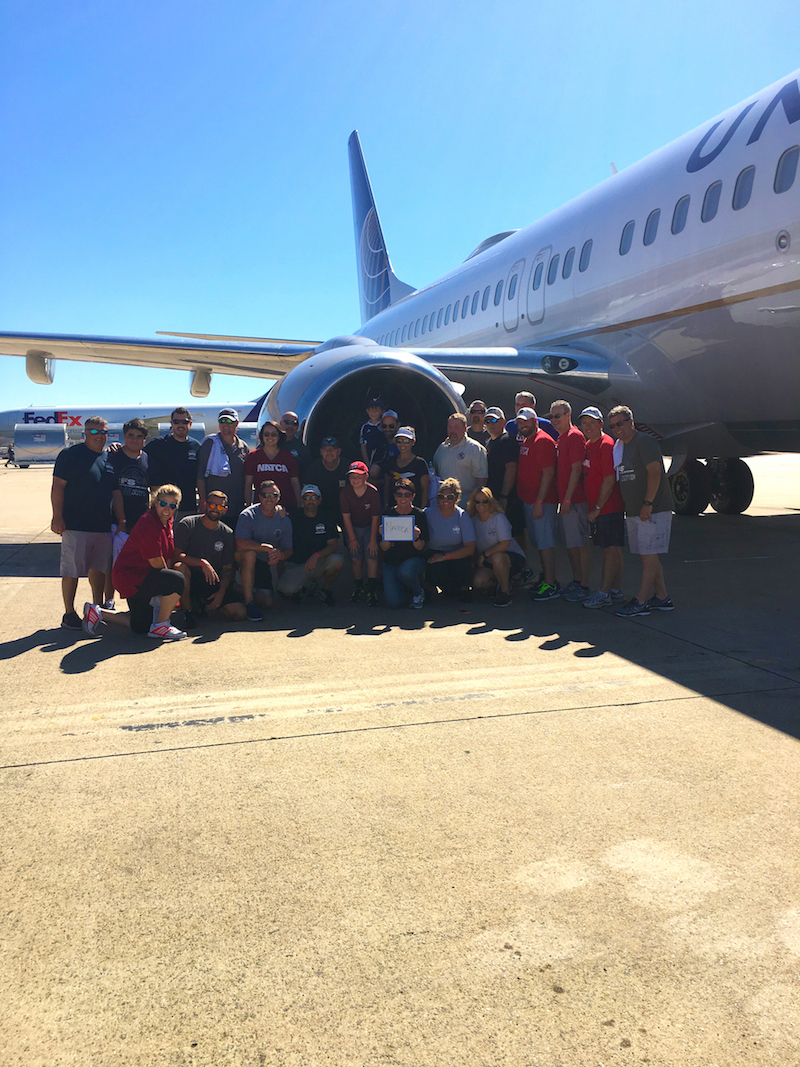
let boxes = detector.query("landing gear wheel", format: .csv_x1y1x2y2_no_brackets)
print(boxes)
709,458,754,514
669,458,711,516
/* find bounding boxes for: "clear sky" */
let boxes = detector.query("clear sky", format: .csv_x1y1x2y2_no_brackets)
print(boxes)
1,0,798,408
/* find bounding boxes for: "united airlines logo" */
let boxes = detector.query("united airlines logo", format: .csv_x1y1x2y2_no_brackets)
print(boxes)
360,207,391,319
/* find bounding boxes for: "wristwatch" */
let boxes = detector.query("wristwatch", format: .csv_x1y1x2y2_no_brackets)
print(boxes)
643,499,653,506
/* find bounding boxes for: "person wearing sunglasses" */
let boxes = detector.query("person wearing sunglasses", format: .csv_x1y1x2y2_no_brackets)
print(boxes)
515,407,560,601
383,426,429,509
277,484,344,605
279,411,311,481
549,400,592,603
196,408,249,529
467,400,491,446
466,488,526,608
173,492,247,627
51,415,115,629
235,480,293,620
608,405,675,617
243,421,301,510
84,483,188,640
424,478,476,601
145,407,199,516
379,478,429,609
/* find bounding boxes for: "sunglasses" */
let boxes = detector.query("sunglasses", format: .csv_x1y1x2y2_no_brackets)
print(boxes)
437,492,457,500
475,498,491,504
550,412,567,419
470,409,486,415
394,490,413,497
609,417,630,429
259,491,280,498
281,419,299,426
301,494,319,501
484,416,500,423
172,418,190,426
87,428,108,435
218,417,237,424
381,423,398,430
157,500,178,509
206,502,226,511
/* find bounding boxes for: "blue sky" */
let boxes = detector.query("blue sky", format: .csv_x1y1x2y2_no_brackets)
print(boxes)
1,0,798,408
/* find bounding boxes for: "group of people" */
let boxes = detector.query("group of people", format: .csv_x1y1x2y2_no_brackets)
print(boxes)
50,389,674,641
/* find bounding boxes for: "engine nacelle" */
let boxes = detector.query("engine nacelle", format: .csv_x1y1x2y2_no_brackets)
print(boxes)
261,343,465,458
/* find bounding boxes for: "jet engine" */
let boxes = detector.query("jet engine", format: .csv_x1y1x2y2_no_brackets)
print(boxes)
260,338,464,458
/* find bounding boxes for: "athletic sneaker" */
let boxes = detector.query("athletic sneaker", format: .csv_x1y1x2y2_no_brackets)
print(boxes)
148,622,188,640
367,590,379,607
646,595,675,611
609,588,625,602
350,584,363,603
531,581,561,601
182,609,198,630
521,569,542,589
583,590,612,609
494,590,512,608
563,585,591,602
319,588,335,607
103,598,115,611
246,600,264,621
411,591,425,609
304,580,318,598
82,602,106,637
615,598,651,617
61,611,82,630
562,580,582,596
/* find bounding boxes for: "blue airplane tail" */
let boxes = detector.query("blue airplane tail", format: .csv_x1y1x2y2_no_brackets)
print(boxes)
348,131,415,326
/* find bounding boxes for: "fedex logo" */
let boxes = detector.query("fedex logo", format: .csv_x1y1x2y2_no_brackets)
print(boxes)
23,411,82,426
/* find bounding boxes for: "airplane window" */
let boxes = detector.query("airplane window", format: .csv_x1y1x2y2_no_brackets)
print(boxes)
701,181,722,223
671,195,690,234
643,208,660,246
732,166,755,211
532,262,544,290
494,280,503,306
482,286,491,310
414,319,420,337
422,315,428,335
452,300,460,321
774,146,799,193
401,325,407,344
547,254,560,285
619,220,635,255
471,291,480,315
562,247,575,278
579,239,592,272
437,308,444,328
508,275,518,300
461,296,469,319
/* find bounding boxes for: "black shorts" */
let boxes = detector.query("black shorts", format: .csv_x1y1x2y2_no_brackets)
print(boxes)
128,567,186,634
591,512,625,549
188,567,244,608
253,556,274,591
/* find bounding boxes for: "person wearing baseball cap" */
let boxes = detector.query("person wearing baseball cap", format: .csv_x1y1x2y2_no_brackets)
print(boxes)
305,437,350,526
383,425,430,507
484,405,524,540
359,394,386,470
277,485,344,606
578,407,626,609
341,461,381,604
196,408,249,527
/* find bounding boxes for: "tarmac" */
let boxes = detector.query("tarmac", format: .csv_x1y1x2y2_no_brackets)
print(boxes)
1,456,798,1067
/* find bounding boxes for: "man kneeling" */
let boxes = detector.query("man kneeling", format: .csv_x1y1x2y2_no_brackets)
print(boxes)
277,484,344,605
173,492,247,627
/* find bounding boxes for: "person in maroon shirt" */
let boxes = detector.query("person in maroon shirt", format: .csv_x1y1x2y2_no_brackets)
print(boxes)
82,483,188,640
340,461,381,605
515,408,560,600
579,407,626,609
243,421,301,509
549,400,592,602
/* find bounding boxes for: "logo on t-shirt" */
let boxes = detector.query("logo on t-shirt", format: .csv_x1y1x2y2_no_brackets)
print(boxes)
214,540,224,553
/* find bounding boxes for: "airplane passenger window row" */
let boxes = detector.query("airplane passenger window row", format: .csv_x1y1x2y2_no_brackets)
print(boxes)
374,238,594,346
618,145,800,255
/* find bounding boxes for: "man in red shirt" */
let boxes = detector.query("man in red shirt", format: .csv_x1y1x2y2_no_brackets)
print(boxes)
515,408,560,600
549,400,591,602
579,407,626,609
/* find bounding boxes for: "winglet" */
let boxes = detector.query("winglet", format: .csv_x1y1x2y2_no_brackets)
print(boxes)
348,131,415,325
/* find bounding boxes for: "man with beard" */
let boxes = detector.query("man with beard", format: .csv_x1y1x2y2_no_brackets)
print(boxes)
173,491,246,628
145,407,199,517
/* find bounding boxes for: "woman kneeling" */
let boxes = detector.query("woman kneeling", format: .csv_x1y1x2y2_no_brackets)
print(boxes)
466,487,526,608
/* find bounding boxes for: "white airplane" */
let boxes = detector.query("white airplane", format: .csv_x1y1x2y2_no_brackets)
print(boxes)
0,398,267,447
2,70,799,514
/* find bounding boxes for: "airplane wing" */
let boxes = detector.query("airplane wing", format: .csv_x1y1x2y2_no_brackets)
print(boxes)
0,330,320,383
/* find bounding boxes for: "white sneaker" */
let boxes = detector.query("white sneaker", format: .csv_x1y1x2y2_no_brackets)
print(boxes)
82,602,106,637
102,598,115,611
411,591,425,609
148,622,188,641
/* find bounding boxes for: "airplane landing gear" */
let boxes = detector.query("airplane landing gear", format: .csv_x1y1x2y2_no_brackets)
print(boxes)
708,458,755,514
669,458,711,516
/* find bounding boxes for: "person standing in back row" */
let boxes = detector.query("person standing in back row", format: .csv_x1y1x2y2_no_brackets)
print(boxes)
609,405,675,618
197,408,249,528
144,407,199,518
549,400,591,602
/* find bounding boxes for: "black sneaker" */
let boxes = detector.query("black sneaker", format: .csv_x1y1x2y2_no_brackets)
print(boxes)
350,585,364,603
615,598,651,618
646,595,675,611
366,590,379,607
494,590,512,608
61,611,82,630
319,588,335,607
182,609,198,630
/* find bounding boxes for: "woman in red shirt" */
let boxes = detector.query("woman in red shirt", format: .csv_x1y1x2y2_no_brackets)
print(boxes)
243,422,301,509
105,483,188,639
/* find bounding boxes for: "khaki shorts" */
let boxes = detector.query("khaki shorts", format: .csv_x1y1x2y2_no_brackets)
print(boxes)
559,501,591,548
626,511,672,555
60,530,112,578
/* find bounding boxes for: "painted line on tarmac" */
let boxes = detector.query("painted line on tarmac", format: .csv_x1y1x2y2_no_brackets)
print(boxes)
683,555,773,563
1,684,797,770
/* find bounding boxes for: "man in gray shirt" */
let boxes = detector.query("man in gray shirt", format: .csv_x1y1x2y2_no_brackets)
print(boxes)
173,491,246,628
609,405,675,617
235,479,293,620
